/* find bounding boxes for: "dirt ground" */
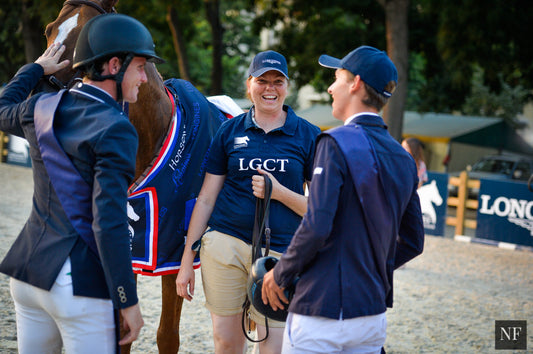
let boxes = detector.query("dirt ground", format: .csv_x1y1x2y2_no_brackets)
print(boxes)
0,163,531,353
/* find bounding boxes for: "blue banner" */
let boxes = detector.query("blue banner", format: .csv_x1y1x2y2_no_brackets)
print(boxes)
419,172,448,236
476,179,533,247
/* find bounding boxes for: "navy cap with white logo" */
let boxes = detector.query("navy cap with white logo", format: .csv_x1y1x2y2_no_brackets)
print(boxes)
319,45,397,98
248,50,289,79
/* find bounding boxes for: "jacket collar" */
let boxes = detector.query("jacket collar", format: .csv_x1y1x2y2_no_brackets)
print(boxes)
348,113,387,129
69,82,123,112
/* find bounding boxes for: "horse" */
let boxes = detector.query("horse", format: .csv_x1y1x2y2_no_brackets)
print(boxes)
42,1,237,352
417,179,443,229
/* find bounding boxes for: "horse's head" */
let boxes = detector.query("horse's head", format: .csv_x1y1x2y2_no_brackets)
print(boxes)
42,0,172,180
40,0,118,91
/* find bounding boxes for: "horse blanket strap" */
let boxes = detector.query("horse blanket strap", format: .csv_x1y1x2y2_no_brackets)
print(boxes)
128,79,226,276
34,90,99,257
251,175,273,263
325,123,396,298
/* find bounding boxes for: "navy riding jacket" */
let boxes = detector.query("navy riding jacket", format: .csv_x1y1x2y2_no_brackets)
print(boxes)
274,114,424,319
0,63,139,309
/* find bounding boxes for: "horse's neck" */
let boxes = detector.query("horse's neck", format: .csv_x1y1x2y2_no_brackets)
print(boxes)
129,63,173,180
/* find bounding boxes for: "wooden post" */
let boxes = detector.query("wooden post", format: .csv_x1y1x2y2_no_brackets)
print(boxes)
0,132,7,163
455,171,469,235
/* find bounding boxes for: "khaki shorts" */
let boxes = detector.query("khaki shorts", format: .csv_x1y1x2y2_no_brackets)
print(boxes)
200,229,285,328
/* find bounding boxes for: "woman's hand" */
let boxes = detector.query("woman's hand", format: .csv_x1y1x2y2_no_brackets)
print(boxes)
252,168,308,216
175,264,195,301
252,168,281,200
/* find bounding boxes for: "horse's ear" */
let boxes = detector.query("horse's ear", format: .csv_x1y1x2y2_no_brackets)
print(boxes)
100,0,119,12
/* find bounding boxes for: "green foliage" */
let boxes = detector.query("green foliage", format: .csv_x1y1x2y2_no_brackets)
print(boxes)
220,8,259,97
0,0,531,118
117,0,258,97
405,52,426,111
461,66,529,128
409,0,533,113
250,0,385,92
0,2,25,83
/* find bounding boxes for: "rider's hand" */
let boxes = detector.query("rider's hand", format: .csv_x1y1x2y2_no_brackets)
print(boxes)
119,304,144,345
34,43,70,75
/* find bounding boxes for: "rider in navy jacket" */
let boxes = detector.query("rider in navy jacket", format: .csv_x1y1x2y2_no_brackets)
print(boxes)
262,46,425,352
0,14,165,351
0,61,139,308
271,114,424,318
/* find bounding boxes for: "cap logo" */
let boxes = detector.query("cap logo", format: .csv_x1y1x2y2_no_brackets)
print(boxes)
262,59,281,65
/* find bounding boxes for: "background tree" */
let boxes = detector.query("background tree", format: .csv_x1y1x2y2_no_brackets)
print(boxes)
21,0,44,62
377,0,409,141
461,67,529,129
0,0,59,83
408,0,533,114
0,0,531,130
205,0,223,94
0,1,26,81
250,0,385,90
166,3,194,82
118,0,257,96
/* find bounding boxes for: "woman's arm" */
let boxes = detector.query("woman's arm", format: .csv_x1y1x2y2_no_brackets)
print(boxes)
175,172,225,301
252,168,308,217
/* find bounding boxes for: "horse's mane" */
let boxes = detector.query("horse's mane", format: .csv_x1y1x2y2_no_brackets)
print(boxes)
129,63,173,179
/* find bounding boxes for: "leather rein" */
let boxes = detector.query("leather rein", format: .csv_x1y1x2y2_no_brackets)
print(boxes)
63,0,115,15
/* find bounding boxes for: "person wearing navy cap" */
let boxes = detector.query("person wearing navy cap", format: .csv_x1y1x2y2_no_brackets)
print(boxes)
176,50,320,353
262,45,425,353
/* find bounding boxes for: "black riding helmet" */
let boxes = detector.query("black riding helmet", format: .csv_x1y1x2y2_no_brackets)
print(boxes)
247,256,298,322
73,13,164,100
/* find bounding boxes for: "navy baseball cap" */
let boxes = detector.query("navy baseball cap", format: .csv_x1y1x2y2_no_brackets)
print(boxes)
248,50,289,79
319,46,397,97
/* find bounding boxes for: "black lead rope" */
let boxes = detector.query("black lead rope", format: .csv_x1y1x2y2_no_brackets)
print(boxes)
252,174,272,263
242,174,272,343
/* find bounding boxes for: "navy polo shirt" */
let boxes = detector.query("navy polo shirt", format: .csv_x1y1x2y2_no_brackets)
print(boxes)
207,105,320,252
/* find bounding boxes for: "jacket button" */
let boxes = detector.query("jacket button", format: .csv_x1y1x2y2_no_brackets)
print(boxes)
117,286,127,303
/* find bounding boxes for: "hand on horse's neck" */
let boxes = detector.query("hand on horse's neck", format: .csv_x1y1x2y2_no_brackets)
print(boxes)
254,109,287,133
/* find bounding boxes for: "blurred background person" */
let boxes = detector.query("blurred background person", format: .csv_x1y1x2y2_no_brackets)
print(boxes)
402,137,428,188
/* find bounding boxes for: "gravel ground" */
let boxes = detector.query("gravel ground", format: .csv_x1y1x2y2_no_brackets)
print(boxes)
0,163,531,353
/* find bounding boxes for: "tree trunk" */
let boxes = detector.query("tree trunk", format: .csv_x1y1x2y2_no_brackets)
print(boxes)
21,0,44,62
205,0,223,95
377,0,409,142
166,5,192,82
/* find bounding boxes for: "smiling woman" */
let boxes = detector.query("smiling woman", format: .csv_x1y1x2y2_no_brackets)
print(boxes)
175,50,321,353
247,71,288,132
